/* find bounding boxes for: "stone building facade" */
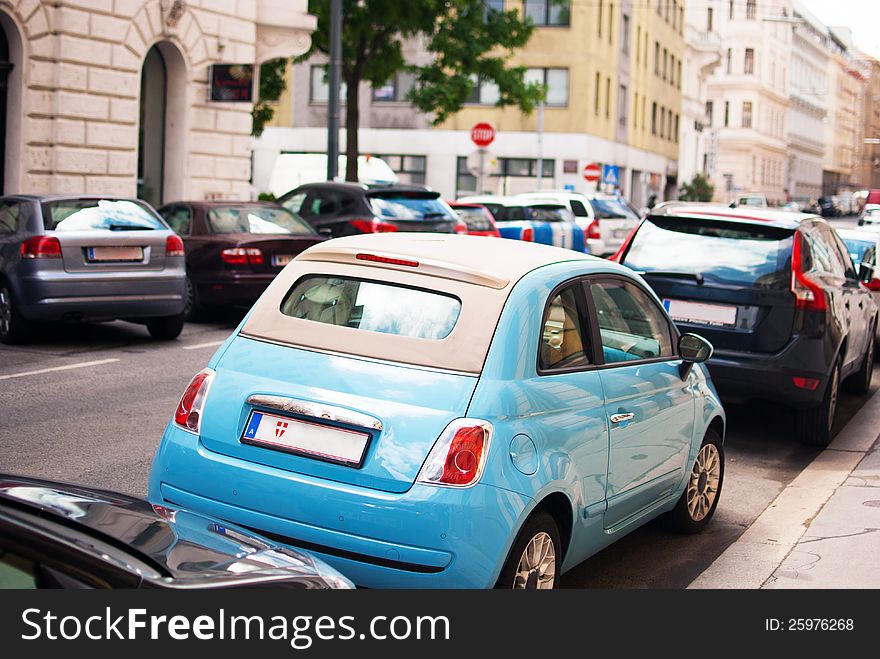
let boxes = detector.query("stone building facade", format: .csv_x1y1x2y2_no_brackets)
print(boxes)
0,0,315,206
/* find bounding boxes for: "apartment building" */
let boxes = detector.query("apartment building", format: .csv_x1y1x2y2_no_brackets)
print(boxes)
0,0,315,205
254,0,686,204
859,56,880,191
679,0,723,188
705,0,792,204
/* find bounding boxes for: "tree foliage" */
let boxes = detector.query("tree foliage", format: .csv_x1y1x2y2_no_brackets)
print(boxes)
301,0,544,180
252,57,289,137
679,173,715,202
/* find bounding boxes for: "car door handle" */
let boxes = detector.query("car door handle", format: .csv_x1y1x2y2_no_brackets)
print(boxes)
609,412,635,424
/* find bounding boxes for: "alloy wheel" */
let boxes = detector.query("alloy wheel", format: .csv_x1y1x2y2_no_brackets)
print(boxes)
0,287,11,337
828,364,840,434
513,532,556,589
687,443,722,522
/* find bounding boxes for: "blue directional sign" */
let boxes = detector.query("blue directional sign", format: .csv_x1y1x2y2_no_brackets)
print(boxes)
602,164,619,187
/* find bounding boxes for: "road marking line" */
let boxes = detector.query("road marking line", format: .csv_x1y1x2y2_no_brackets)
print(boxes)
0,358,120,381
183,340,225,350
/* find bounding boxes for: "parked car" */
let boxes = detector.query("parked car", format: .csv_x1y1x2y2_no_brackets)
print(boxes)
157,201,324,319
448,202,500,237
857,203,880,226
0,474,353,589
456,195,587,252
277,183,465,237
517,191,640,256
0,195,186,344
817,196,839,218
614,204,878,447
149,233,725,589
837,227,880,351
265,154,398,197
730,193,768,208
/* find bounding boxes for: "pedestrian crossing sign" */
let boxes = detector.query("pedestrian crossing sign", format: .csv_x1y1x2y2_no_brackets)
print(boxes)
602,165,619,187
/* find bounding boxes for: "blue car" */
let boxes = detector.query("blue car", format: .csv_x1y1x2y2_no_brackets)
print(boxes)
456,196,588,253
149,234,725,588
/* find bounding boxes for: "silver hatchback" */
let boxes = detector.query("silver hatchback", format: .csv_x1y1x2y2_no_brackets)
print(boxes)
0,195,186,344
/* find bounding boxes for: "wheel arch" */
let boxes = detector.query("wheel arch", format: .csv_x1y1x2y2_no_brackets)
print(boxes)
707,415,725,444
532,491,574,563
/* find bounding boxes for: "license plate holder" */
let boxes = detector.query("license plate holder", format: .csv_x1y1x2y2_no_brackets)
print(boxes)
272,254,294,267
240,410,370,467
86,246,144,262
663,298,737,327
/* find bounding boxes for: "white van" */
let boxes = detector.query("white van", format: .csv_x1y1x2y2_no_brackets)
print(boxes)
516,191,640,256
266,154,398,198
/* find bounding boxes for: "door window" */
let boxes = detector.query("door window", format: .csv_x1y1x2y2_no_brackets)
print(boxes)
804,229,844,277
589,279,673,364
0,201,20,234
569,200,589,217
539,285,591,371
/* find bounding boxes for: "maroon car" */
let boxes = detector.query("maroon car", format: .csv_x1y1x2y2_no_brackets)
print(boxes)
157,201,324,318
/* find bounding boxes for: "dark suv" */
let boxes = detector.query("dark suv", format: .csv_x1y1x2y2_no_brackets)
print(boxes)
614,205,878,447
277,182,465,237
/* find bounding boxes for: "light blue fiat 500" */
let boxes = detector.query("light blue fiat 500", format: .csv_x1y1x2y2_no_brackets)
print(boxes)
149,234,725,588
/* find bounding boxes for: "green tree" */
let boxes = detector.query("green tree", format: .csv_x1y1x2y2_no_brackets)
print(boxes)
679,173,715,202
301,0,544,181
252,57,289,137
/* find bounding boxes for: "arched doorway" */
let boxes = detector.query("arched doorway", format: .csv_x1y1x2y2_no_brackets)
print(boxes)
137,42,187,207
0,11,23,195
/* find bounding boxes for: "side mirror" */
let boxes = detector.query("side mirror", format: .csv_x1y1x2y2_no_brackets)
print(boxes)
859,261,874,284
679,333,714,379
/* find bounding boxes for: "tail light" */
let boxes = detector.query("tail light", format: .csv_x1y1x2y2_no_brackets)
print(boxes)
865,278,880,291
791,232,827,311
174,368,215,434
417,419,493,488
521,226,534,242
587,219,601,240
166,235,185,257
349,218,398,233
221,247,263,265
454,220,468,234
609,221,642,263
792,376,820,391
21,236,62,259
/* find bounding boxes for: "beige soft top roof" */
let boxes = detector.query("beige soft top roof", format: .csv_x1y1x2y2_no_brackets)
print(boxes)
241,234,597,373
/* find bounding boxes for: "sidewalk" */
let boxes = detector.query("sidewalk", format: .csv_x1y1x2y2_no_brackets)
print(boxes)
689,389,880,589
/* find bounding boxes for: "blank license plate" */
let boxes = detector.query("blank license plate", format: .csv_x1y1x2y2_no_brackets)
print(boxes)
241,410,370,467
613,228,631,239
272,254,294,267
664,299,737,327
87,246,143,262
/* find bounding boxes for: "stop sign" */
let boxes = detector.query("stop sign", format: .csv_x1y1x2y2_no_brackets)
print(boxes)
470,122,496,148
583,162,600,182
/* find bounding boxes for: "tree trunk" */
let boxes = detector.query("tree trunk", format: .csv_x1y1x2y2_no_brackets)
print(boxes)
345,77,360,182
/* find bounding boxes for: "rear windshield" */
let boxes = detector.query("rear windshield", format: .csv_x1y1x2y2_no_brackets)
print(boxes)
453,207,493,231
842,237,875,265
207,206,314,235
494,205,568,222
43,199,165,232
590,198,639,220
623,216,795,288
368,195,456,221
281,276,461,340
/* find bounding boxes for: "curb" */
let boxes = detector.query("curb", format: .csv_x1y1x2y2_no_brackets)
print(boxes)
688,389,880,589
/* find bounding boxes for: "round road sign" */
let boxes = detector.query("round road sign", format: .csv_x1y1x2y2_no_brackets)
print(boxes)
470,122,496,148
583,162,600,182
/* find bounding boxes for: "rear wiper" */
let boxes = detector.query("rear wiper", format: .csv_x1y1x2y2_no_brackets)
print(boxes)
107,223,152,231
641,270,704,285
421,212,448,220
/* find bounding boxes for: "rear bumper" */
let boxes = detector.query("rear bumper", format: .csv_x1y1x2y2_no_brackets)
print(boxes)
14,269,185,321
707,335,833,408
148,423,531,589
194,272,276,308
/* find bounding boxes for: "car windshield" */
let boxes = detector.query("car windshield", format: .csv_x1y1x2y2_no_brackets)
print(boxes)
281,276,462,340
207,206,315,235
453,207,493,231
623,216,795,288
368,195,456,221
42,199,165,232
589,198,639,220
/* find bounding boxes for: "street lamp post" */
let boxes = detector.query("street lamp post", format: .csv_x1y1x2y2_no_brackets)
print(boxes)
326,0,342,181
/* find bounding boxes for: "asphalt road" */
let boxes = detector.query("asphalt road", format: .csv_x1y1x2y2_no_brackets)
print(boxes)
0,298,876,589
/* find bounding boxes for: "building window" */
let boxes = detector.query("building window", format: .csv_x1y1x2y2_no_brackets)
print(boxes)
706,100,714,126
655,41,660,75
526,67,569,106
374,155,426,185
669,55,675,86
636,25,640,62
679,5,684,32
466,76,501,104
456,157,477,195
667,111,673,141
672,0,678,30
642,95,646,131
729,0,734,19
663,48,668,81
741,102,752,128
524,0,571,26
677,60,682,89
598,0,603,37
618,84,628,127
744,48,754,74
499,158,554,178
674,113,679,142
608,2,613,43
372,71,417,102
622,14,630,53
707,7,713,31
595,72,601,115
605,76,611,118
634,91,639,128
484,0,505,17
660,106,666,138
652,101,658,135
310,65,347,103
726,48,732,74
724,101,730,127
746,0,756,20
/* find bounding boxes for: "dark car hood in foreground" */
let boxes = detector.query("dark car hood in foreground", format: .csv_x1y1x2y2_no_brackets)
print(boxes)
0,474,352,588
